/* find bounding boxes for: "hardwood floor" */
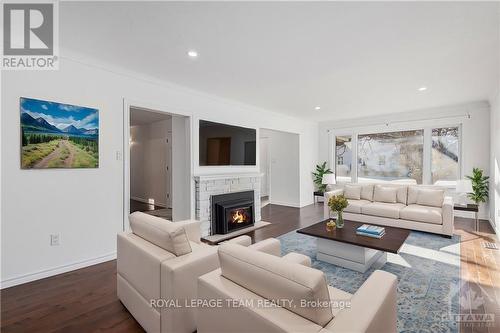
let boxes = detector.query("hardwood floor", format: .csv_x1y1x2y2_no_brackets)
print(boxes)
1,203,498,332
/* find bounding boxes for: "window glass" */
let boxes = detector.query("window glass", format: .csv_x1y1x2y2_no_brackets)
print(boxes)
357,130,423,184
335,136,352,183
432,127,459,184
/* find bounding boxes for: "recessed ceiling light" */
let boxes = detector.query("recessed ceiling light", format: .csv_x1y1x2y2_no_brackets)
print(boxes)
418,86,428,92
315,106,321,110
187,50,198,58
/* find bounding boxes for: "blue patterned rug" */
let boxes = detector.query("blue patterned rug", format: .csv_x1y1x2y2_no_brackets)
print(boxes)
277,230,461,333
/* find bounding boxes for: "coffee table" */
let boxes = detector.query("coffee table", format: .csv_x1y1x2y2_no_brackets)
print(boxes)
297,219,410,273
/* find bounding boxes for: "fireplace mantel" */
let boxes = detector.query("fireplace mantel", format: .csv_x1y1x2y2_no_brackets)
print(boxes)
193,173,263,182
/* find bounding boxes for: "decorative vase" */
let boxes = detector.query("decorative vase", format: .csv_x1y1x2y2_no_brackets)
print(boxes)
336,211,344,228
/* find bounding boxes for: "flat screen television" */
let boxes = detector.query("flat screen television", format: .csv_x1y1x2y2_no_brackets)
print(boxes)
199,120,256,166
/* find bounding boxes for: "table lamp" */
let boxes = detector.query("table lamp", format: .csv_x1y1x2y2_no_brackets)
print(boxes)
322,173,336,192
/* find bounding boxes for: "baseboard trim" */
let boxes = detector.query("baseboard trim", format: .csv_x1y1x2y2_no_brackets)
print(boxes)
269,200,301,208
0,252,117,289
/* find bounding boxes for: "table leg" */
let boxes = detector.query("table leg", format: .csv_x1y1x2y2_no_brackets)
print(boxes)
475,212,479,232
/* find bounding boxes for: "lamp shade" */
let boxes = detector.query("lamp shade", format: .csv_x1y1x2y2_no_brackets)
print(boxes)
456,179,473,193
322,173,336,185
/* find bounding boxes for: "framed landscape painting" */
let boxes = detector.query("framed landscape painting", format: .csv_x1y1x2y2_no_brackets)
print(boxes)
20,97,99,169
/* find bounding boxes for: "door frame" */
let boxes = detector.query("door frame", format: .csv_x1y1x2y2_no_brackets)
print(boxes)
123,98,193,231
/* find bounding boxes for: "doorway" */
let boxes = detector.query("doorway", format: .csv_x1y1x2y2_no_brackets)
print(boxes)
259,128,300,207
129,108,172,219
125,105,191,228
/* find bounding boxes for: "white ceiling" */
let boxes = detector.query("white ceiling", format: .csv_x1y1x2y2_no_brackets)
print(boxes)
61,2,499,121
130,108,171,126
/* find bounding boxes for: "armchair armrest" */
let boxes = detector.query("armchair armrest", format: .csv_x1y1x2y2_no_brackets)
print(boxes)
324,189,344,219
160,245,219,333
222,235,252,246
442,196,454,236
282,252,311,266
328,270,397,333
248,238,281,257
175,219,201,243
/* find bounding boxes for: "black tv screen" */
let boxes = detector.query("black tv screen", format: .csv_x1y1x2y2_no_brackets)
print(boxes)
199,120,256,166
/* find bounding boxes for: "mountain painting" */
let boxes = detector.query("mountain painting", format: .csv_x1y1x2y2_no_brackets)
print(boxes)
20,97,99,169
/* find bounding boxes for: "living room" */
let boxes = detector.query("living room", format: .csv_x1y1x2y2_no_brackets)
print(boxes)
1,1,499,333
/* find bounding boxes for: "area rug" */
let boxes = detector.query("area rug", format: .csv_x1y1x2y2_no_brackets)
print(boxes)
277,230,461,333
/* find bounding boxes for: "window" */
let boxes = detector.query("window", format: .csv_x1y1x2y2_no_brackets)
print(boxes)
335,136,352,183
357,130,424,183
432,127,459,184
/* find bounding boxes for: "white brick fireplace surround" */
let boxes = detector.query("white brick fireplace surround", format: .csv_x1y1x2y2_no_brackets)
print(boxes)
194,173,262,236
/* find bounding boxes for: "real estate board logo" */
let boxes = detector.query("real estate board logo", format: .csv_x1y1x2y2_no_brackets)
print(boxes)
2,1,58,70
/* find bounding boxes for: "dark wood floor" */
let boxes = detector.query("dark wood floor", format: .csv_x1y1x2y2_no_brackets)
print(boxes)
130,199,165,214
1,203,498,333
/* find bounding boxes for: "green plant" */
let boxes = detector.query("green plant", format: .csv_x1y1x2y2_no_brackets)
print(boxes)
328,195,348,213
312,162,332,192
466,167,489,204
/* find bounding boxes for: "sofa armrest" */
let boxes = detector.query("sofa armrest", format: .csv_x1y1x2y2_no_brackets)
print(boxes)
324,189,344,219
175,219,202,243
328,270,397,333
160,245,219,333
442,196,454,236
248,238,281,257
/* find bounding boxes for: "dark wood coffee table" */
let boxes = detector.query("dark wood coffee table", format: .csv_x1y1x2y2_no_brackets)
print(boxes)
297,219,410,272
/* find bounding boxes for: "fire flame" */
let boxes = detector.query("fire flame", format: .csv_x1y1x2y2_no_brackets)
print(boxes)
232,210,246,223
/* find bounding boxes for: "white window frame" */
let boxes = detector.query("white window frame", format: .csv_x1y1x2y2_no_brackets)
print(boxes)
329,120,462,186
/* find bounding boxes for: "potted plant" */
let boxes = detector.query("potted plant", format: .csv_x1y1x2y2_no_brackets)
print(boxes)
328,195,349,228
312,162,332,193
466,167,489,206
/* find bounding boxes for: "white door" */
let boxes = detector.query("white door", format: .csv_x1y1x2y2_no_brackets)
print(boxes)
260,137,270,197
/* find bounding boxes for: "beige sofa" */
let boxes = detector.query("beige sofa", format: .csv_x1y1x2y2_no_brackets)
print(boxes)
197,243,397,333
117,212,289,333
324,183,454,237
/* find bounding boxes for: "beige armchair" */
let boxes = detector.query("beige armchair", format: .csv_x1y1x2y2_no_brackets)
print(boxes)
117,212,288,333
197,243,397,333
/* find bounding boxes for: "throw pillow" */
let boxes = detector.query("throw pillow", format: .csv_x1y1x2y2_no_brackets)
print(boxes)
416,189,445,208
373,185,398,203
129,212,192,256
344,184,362,200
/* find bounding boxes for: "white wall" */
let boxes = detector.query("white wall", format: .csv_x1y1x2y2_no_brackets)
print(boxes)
130,118,171,207
318,101,491,219
0,50,318,287
171,115,191,221
260,129,301,207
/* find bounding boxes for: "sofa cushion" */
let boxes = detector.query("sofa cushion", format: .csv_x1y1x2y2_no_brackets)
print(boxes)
345,199,371,213
416,189,445,208
408,185,445,205
129,212,192,256
400,205,443,224
373,185,398,204
218,244,333,326
344,184,362,200
361,202,406,219
360,184,374,201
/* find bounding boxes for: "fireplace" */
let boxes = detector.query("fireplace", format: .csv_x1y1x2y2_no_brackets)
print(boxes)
211,191,255,235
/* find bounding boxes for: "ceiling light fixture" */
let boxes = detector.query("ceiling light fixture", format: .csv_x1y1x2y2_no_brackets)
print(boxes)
187,50,198,58
315,106,321,110
418,86,428,92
